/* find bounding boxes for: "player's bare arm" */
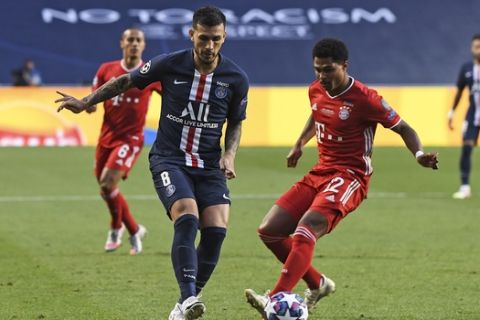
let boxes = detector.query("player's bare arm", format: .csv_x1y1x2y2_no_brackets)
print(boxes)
220,120,242,179
391,120,439,170
448,87,464,130
287,115,316,168
55,74,134,113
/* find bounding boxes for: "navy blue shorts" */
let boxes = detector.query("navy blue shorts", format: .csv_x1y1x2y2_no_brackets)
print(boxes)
463,107,480,143
150,160,230,217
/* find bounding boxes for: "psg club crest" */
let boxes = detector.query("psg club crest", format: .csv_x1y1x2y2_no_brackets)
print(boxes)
165,184,176,197
215,86,228,99
338,106,351,120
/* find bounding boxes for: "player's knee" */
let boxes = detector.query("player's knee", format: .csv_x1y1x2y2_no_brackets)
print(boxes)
300,212,329,238
463,140,475,147
99,179,117,195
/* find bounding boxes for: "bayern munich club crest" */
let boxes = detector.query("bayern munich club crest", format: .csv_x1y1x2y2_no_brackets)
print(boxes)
338,106,351,120
215,86,228,99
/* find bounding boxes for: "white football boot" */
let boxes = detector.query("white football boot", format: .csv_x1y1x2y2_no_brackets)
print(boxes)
304,275,336,311
129,224,147,255
180,295,206,320
168,303,185,320
104,225,125,252
245,289,269,320
453,185,471,199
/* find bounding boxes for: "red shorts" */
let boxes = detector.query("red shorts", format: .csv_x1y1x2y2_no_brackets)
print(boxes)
276,168,369,233
94,137,144,180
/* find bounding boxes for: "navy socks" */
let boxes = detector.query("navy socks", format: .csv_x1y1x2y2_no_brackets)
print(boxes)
195,227,227,294
171,214,199,303
460,144,473,185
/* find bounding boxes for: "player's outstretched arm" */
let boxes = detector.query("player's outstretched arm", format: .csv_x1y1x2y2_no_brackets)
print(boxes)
220,120,242,179
55,74,134,113
390,120,439,170
287,115,316,168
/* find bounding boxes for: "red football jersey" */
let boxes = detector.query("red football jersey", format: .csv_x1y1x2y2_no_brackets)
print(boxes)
93,60,161,147
309,77,401,176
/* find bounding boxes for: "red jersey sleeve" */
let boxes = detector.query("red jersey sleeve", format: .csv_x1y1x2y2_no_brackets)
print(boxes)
147,81,162,95
365,89,401,129
92,64,107,91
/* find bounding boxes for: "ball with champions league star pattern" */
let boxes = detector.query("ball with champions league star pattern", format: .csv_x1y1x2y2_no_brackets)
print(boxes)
264,292,309,320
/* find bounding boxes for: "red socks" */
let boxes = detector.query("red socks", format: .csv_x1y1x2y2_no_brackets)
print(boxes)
269,224,317,295
102,188,139,235
259,230,322,290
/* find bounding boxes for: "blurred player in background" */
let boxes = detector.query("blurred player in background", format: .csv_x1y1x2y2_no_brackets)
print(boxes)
245,38,438,318
56,7,248,320
448,34,480,199
88,28,161,255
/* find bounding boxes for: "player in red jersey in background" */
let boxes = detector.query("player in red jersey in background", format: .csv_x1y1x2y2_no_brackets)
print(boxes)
87,28,161,255
245,38,439,318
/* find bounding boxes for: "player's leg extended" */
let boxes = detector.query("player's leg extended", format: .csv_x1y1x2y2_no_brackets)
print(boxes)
454,120,478,199
98,167,127,252
170,199,201,302
195,204,229,295
269,210,330,295
257,205,322,289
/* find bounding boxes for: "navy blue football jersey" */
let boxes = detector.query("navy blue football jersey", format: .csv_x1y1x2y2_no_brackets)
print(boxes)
457,62,480,109
130,49,249,169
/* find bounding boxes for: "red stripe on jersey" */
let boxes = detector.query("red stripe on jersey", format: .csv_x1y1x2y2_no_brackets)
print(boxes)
185,127,199,167
195,74,207,102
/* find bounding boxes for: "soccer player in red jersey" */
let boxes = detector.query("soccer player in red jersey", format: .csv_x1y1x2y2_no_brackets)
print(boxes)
88,28,161,255
245,38,439,318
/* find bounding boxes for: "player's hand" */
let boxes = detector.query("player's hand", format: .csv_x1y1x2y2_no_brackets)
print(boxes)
417,152,439,170
448,118,454,131
287,144,303,168
55,91,87,113
220,152,236,179
86,105,97,114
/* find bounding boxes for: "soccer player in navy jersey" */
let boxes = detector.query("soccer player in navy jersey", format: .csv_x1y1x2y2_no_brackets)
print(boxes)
448,34,480,199
55,6,249,320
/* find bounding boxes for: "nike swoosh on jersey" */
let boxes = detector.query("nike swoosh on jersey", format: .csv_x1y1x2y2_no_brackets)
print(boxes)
223,194,231,200
174,79,188,85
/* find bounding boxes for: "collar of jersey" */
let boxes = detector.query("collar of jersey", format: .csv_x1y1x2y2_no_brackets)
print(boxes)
326,76,355,99
120,59,143,72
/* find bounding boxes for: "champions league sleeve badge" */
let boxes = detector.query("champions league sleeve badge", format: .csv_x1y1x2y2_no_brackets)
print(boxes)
140,60,151,74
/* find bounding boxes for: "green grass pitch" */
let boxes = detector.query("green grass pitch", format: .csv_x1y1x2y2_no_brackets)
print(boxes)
0,147,479,320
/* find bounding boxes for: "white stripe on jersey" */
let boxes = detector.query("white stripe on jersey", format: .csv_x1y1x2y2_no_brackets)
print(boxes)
201,74,213,103
474,64,480,126
189,71,202,102
191,128,204,168
363,127,373,175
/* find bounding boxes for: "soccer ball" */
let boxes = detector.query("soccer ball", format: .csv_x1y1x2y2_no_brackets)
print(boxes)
264,292,309,320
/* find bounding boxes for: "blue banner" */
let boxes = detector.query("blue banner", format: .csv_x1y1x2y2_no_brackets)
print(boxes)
1,0,479,85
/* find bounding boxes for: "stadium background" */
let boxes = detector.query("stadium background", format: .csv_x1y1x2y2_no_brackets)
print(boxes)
1,0,480,147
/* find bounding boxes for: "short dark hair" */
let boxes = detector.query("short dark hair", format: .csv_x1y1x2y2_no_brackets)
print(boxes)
472,34,480,42
192,6,226,28
312,38,349,62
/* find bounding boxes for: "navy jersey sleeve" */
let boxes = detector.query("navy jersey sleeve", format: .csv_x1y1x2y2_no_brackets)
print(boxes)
456,64,467,90
228,75,249,121
130,54,169,90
